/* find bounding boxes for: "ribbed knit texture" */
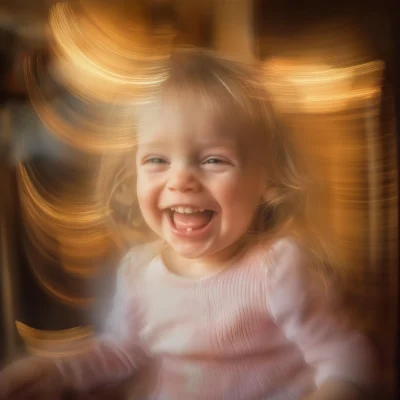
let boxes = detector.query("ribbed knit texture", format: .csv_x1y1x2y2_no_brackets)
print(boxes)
56,237,375,399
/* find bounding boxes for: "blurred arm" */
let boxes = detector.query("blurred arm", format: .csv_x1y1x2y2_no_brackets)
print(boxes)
55,253,147,391
266,239,377,399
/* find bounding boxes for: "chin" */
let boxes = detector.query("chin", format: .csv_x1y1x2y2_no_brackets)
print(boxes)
167,240,214,260
170,246,208,259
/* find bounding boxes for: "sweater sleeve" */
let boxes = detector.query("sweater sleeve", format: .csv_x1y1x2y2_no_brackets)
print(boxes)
265,238,376,391
54,251,147,391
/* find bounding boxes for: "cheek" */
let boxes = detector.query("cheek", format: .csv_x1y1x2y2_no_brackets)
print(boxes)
136,187,159,233
136,174,164,222
136,176,146,205
136,177,155,211
217,177,262,216
215,174,261,201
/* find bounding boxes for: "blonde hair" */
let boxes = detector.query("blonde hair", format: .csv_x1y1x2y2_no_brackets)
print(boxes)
98,48,331,267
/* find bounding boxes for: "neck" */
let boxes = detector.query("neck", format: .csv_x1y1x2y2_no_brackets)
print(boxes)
161,239,249,279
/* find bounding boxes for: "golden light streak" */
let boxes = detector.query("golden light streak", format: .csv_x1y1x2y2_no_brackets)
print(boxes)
48,1,174,103
24,54,139,153
16,322,95,357
262,60,384,114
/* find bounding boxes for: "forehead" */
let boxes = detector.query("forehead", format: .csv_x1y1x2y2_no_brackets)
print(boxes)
137,95,250,149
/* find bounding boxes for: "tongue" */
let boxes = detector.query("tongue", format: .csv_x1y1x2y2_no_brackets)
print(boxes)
172,211,213,230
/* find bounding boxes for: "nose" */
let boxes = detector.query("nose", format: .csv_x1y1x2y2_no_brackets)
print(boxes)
167,165,201,193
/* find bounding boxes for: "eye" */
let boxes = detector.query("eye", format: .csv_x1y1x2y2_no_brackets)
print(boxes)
145,157,167,164
203,157,225,165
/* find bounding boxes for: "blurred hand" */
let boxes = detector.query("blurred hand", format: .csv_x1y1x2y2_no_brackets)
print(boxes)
0,356,64,400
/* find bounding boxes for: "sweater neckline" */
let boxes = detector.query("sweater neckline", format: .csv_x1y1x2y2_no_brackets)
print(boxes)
150,243,252,284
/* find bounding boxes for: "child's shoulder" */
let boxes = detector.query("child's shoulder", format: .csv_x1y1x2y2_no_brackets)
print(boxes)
253,235,308,262
118,241,163,280
252,235,317,281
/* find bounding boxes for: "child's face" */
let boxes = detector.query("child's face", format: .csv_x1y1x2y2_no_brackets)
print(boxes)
136,101,265,262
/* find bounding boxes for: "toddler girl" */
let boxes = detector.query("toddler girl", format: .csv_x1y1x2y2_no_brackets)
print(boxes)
0,49,375,400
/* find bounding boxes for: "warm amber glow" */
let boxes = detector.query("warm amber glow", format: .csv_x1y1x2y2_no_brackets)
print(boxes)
262,59,384,113
16,322,95,357
49,1,174,102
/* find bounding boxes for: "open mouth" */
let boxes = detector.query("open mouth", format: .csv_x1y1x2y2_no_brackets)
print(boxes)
167,206,215,233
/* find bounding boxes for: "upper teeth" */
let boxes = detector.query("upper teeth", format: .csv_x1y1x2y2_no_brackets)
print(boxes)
170,207,206,213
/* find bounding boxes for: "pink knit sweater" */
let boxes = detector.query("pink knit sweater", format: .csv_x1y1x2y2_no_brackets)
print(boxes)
56,237,375,399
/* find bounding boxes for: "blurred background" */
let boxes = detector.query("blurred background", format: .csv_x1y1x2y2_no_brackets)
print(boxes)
0,0,398,398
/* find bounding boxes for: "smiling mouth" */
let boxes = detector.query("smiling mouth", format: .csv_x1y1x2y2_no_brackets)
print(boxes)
167,207,215,232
